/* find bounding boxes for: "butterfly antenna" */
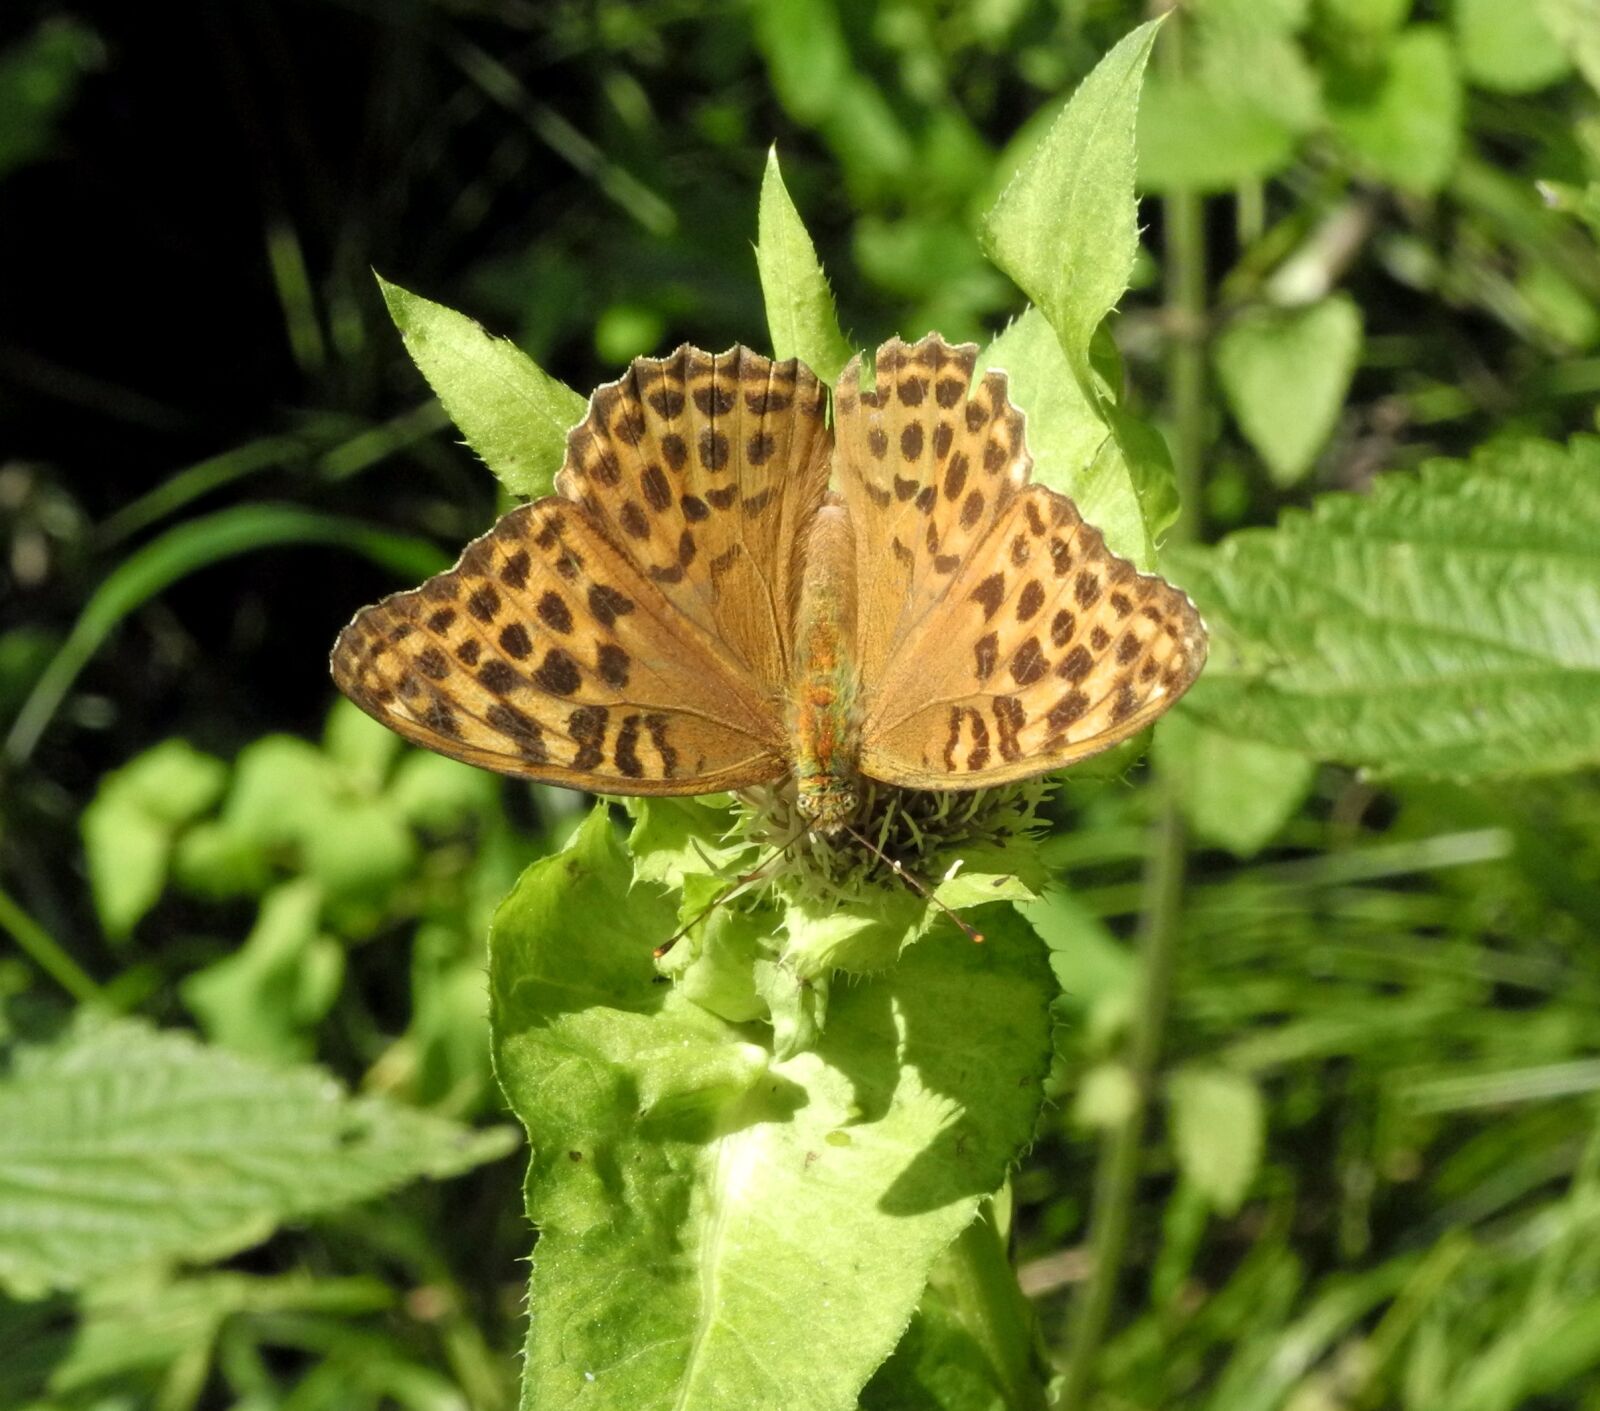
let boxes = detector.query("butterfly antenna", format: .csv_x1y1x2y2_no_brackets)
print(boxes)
653,841,790,959
840,823,985,945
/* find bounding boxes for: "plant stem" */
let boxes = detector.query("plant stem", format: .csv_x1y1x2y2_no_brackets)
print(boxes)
1056,14,1208,1405
0,884,104,1004
1055,797,1189,1407
945,1198,1051,1411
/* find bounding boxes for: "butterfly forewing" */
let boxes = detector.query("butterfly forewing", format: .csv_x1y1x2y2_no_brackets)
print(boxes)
558,345,831,688
835,335,1207,789
330,344,833,794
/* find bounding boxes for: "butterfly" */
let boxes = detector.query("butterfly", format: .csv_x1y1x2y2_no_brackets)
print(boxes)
331,335,1206,835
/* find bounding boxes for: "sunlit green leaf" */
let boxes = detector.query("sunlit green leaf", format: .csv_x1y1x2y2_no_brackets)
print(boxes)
1214,295,1363,486
1538,0,1600,94
1173,436,1600,777
1167,1067,1265,1214
489,808,1054,1411
1326,26,1462,195
81,740,228,939
377,275,587,499
979,23,1175,564
982,309,1147,565
756,146,853,384
1153,712,1316,857
0,1016,516,1296
1137,20,1320,192
981,19,1160,389
1455,0,1571,93
180,880,343,1060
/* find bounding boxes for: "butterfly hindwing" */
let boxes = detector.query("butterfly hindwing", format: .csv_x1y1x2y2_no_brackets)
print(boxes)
835,335,1207,789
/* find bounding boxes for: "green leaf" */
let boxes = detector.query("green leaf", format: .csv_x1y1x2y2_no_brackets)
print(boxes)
81,740,228,939
1318,0,1412,38
1166,1067,1265,1214
0,19,104,181
490,808,1054,1411
222,734,338,849
1137,81,1300,194
1153,712,1316,857
1538,0,1600,93
1454,0,1571,93
981,19,1161,393
749,0,851,126
180,880,343,1060
756,147,853,384
1171,436,1600,778
377,275,587,499
1137,21,1320,193
1326,25,1462,196
0,1016,516,1297
983,309,1156,566
979,24,1176,565
1214,295,1363,486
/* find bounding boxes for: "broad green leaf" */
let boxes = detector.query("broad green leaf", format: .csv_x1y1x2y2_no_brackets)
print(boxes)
983,308,1154,565
1318,0,1412,37
490,808,1054,1411
222,734,338,849
322,695,402,793
1539,0,1600,93
756,147,853,384
1137,81,1300,193
387,749,501,833
1153,712,1316,857
1166,1067,1265,1214
0,1016,516,1296
1137,21,1320,192
1171,436,1600,778
377,275,587,498
981,19,1160,392
1326,26,1462,195
1214,295,1363,486
81,740,228,939
180,880,343,1060
1454,0,1571,93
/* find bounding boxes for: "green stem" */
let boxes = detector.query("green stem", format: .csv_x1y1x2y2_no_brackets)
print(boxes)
1055,798,1189,1407
946,1199,1050,1411
1056,15,1208,1405
0,884,104,1004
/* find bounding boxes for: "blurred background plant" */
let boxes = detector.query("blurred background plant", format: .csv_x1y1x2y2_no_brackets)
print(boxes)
3,1,1600,1407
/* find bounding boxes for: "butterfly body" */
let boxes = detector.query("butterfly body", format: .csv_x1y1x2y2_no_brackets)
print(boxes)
332,336,1207,821
790,502,863,834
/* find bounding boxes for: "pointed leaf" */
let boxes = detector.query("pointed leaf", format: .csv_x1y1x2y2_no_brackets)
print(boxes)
756,146,853,383
377,275,587,498
980,19,1161,397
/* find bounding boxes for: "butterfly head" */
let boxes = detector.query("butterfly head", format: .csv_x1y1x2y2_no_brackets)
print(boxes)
795,773,861,838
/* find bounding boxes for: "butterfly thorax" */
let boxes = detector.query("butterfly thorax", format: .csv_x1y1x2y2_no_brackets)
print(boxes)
790,503,863,835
